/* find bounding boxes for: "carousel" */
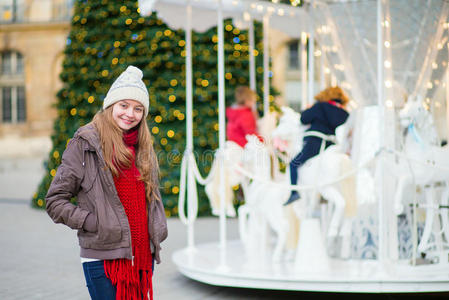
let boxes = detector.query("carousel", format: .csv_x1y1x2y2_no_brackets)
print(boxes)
139,0,449,293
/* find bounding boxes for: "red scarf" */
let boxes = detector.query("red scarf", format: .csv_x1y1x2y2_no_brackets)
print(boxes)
104,129,153,300
328,100,344,109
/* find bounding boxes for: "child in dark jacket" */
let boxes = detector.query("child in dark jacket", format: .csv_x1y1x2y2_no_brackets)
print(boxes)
284,86,350,205
226,86,260,147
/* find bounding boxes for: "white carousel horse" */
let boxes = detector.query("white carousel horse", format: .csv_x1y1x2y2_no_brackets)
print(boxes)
204,141,243,217
204,111,279,217
271,106,357,257
394,97,449,254
237,134,291,262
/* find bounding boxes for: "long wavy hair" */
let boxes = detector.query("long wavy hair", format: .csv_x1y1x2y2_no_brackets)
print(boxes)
91,107,160,202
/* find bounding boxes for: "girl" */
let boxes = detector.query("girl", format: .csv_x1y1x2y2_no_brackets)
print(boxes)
46,66,167,300
284,86,349,205
226,86,261,147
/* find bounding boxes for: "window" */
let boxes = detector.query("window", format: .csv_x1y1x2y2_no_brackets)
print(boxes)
0,0,73,24
1,51,23,75
0,50,26,123
287,38,311,71
288,40,299,70
0,0,25,23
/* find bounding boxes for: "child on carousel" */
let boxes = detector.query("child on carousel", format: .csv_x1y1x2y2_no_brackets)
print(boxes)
226,86,261,147
284,86,350,206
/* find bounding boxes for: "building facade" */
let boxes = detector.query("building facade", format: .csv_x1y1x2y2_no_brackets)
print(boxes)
0,0,71,157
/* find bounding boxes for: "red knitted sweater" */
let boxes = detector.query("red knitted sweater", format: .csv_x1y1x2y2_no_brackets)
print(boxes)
104,129,153,300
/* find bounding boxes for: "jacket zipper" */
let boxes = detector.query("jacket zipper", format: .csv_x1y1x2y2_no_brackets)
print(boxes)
129,216,134,265
131,234,134,266
96,145,134,265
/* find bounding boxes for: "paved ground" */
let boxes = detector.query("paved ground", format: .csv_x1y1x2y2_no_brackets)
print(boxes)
1,158,448,299
0,157,46,200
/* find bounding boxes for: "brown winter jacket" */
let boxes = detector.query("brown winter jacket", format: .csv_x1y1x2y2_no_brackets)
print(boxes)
45,124,168,264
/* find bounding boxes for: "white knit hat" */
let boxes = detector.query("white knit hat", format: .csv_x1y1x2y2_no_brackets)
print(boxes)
103,65,149,117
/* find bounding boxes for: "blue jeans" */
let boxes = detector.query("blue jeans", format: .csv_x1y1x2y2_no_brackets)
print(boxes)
289,137,333,185
83,261,116,300
82,259,155,300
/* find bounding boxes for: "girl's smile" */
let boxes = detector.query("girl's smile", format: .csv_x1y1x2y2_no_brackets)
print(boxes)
112,99,144,131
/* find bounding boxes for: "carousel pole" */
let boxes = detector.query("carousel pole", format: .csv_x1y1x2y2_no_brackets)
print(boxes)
376,0,386,268
447,43,449,138
331,73,337,86
185,0,196,251
383,0,398,262
301,31,308,110
217,0,227,264
248,13,256,92
319,54,325,90
263,12,270,116
308,1,315,106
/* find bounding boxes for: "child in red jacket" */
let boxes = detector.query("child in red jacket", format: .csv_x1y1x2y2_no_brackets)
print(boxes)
226,86,260,147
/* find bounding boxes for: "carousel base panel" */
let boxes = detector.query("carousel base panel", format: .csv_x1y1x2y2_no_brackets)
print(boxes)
172,240,449,293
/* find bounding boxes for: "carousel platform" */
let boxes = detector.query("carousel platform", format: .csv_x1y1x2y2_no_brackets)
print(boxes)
172,239,449,293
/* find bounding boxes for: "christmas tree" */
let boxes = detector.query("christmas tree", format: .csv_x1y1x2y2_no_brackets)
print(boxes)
33,0,273,217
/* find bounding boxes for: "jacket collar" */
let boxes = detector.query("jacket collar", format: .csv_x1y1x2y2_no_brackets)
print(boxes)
74,123,104,158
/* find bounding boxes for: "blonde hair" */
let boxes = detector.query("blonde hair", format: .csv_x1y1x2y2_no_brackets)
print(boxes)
314,86,349,106
91,107,161,202
235,86,256,105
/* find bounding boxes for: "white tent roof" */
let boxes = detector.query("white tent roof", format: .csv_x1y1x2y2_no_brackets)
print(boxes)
139,0,449,107
313,0,448,105
139,0,308,38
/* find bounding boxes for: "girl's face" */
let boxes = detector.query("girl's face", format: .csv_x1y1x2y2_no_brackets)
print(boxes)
244,94,256,108
112,100,144,131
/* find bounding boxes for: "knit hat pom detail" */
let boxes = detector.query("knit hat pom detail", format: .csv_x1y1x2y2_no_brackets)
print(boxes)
125,65,143,79
103,65,150,117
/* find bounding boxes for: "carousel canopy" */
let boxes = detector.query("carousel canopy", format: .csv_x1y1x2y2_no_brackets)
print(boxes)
140,0,449,108
138,0,308,37
314,0,449,106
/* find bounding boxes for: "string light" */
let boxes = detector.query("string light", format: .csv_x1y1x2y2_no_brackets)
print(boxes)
301,32,307,43
243,12,250,22
334,64,345,71
341,82,351,89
